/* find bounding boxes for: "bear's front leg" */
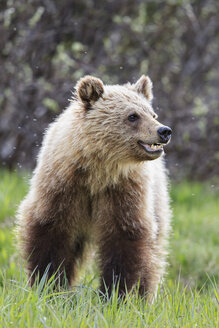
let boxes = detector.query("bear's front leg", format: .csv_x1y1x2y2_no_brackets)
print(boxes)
94,183,162,300
17,181,90,288
98,234,154,297
20,220,85,287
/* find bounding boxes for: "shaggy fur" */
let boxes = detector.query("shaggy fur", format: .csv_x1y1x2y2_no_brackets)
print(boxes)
17,75,171,300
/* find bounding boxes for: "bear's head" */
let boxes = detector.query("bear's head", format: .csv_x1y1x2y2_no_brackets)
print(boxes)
75,75,171,163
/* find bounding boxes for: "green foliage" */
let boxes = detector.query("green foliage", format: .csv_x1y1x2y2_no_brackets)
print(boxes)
43,98,59,112
0,170,218,326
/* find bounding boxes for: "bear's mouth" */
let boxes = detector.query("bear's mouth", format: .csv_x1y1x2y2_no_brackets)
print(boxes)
137,141,164,155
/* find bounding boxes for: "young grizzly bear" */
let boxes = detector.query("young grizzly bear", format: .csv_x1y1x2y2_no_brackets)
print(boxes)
17,75,172,299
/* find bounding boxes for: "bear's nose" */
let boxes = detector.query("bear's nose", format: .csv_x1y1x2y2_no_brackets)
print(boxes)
157,126,172,143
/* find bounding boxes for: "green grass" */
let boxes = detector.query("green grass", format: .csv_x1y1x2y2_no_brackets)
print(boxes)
0,169,218,327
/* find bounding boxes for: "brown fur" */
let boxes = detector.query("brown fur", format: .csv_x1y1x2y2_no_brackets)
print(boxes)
16,75,171,300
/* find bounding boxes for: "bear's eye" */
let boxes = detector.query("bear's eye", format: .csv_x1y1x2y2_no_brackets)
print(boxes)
153,114,158,119
128,113,140,122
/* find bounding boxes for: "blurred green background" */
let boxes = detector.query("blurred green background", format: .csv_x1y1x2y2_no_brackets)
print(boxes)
0,0,219,179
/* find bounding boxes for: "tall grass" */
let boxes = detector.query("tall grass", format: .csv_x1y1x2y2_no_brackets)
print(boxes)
0,170,218,327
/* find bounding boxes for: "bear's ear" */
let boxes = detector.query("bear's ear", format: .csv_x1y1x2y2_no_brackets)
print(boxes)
133,75,153,102
76,75,104,108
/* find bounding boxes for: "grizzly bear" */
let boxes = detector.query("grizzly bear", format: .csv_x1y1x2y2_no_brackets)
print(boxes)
17,75,172,299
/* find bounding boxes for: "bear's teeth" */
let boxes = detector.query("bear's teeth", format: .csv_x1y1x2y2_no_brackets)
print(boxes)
150,144,163,150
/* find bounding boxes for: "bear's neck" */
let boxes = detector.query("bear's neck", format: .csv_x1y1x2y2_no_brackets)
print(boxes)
75,157,144,195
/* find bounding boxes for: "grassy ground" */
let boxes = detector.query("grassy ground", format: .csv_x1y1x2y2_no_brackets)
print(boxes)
0,169,218,327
